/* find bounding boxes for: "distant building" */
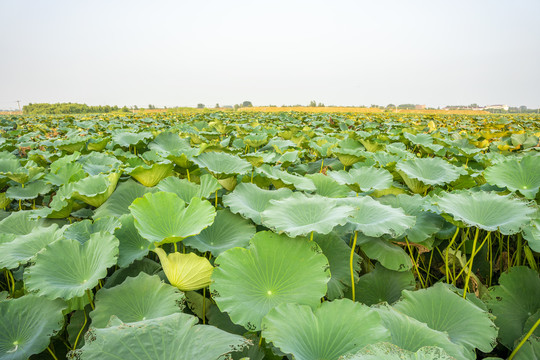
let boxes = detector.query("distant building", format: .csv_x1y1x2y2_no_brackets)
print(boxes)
414,105,426,110
484,104,509,111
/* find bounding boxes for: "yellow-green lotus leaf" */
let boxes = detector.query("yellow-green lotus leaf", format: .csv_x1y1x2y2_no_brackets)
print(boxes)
154,248,213,291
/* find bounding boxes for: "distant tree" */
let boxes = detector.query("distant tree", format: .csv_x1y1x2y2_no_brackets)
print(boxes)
148,104,155,109
242,101,253,107
215,103,220,108
233,104,240,110
197,103,205,109
317,102,325,107
309,100,317,107
121,106,130,113
133,105,138,110
519,105,528,113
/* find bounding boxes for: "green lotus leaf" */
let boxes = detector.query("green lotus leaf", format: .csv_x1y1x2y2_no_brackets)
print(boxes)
393,282,498,354
396,158,465,188
403,132,444,154
113,214,153,268
256,164,317,192
0,294,66,360
194,151,252,178
349,263,415,305
485,266,540,349
0,160,43,184
156,174,222,203
211,231,330,331
222,183,292,225
373,305,470,359
513,335,540,360
0,224,62,269
71,172,121,207
314,232,361,300
356,233,413,271
244,133,268,148
63,216,121,244
522,217,540,252
129,192,216,245
378,194,445,243
87,136,109,151
104,258,162,289
484,156,540,199
78,152,122,176
125,157,174,187
328,167,393,192
434,191,535,235
341,342,455,360
306,173,351,197
93,179,155,219
112,131,153,148
261,300,390,360
54,137,87,153
261,193,355,237
90,272,185,328
184,209,256,256
5,180,51,200
0,211,44,236
44,162,85,186
24,232,119,300
68,313,249,360
148,132,197,163
340,196,416,238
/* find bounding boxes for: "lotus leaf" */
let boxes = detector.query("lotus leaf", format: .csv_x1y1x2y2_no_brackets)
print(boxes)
129,192,216,245
71,172,120,207
356,233,413,271
156,174,221,203
194,151,252,178
328,167,393,192
125,157,174,187
261,300,390,360
211,231,330,331
113,214,153,268
306,173,351,197
112,131,153,148
154,248,213,291
78,152,122,175
484,155,540,199
396,158,465,188
93,179,155,219
341,342,455,360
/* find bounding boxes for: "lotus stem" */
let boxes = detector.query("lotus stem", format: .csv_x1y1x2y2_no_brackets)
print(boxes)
173,242,178,252
350,231,358,301
514,233,522,266
73,309,88,350
509,316,540,360
215,190,218,209
507,235,511,271
186,168,190,182
86,289,95,310
454,231,490,284
488,234,493,287
320,158,324,173
445,227,460,283
309,231,314,242
202,288,206,324
47,346,59,360
462,227,480,299
251,168,254,183
405,237,425,288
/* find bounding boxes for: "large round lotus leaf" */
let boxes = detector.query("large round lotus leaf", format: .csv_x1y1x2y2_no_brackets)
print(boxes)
306,173,351,197
55,138,87,153
485,266,540,349
403,132,445,154
45,162,85,186
396,158,465,187
261,193,355,237
378,194,445,243
356,234,412,271
314,232,361,300
6,180,51,200
328,167,393,192
0,160,43,185
112,131,153,148
0,211,44,236
211,231,330,331
63,216,121,244
71,172,121,207
104,258,161,289
156,174,222,203
434,191,535,235
114,214,153,268
373,305,471,359
393,282,498,354
78,152,122,176
93,179,155,219
129,192,216,245
341,342,455,360
154,248,213,291
184,209,256,256
222,183,292,225
0,224,62,269
193,152,252,177
255,164,317,192
261,300,390,360
0,294,66,360
24,232,119,300
125,158,174,187
90,272,185,328
148,132,197,161
484,156,540,199
349,263,415,305
69,313,249,360
340,196,415,238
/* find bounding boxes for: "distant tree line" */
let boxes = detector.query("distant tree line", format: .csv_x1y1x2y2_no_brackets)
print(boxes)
23,103,130,114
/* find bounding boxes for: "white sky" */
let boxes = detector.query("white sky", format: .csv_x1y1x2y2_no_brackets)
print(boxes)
1,0,539,109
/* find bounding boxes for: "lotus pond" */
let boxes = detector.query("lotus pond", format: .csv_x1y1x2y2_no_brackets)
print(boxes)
0,111,539,360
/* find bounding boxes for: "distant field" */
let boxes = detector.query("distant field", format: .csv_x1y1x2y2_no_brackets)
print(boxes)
238,106,488,115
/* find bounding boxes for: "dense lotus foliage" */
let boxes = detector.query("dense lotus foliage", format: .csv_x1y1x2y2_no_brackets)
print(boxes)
0,111,539,359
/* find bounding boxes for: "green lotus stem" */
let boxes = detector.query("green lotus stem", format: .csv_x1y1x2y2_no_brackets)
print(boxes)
350,231,358,301
507,235,511,271
309,231,314,242
173,242,178,252
462,227,480,299
18,200,21,210
426,249,435,287
454,232,490,283
488,234,493,287
250,168,254,183
215,190,218,209
320,158,324,173
514,233,522,266
86,289,95,310
202,288,206,324
405,237,425,289
73,309,88,350
186,168,190,182
47,346,59,360
509,316,540,360
6,269,15,295
445,227,460,283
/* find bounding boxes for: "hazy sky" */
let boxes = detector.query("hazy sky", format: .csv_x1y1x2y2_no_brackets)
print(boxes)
1,0,539,109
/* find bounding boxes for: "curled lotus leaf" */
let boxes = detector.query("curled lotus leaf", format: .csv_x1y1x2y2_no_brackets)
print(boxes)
222,183,293,225
328,167,393,192
0,294,66,360
396,157,466,187
129,192,216,245
484,155,540,199
306,173,351,198
6,180,51,200
124,157,174,187
261,193,356,237
261,300,390,360
154,248,213,291
112,131,153,148
78,152,122,176
71,172,121,207
156,174,222,203
193,151,252,178
211,231,330,331
433,190,535,235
